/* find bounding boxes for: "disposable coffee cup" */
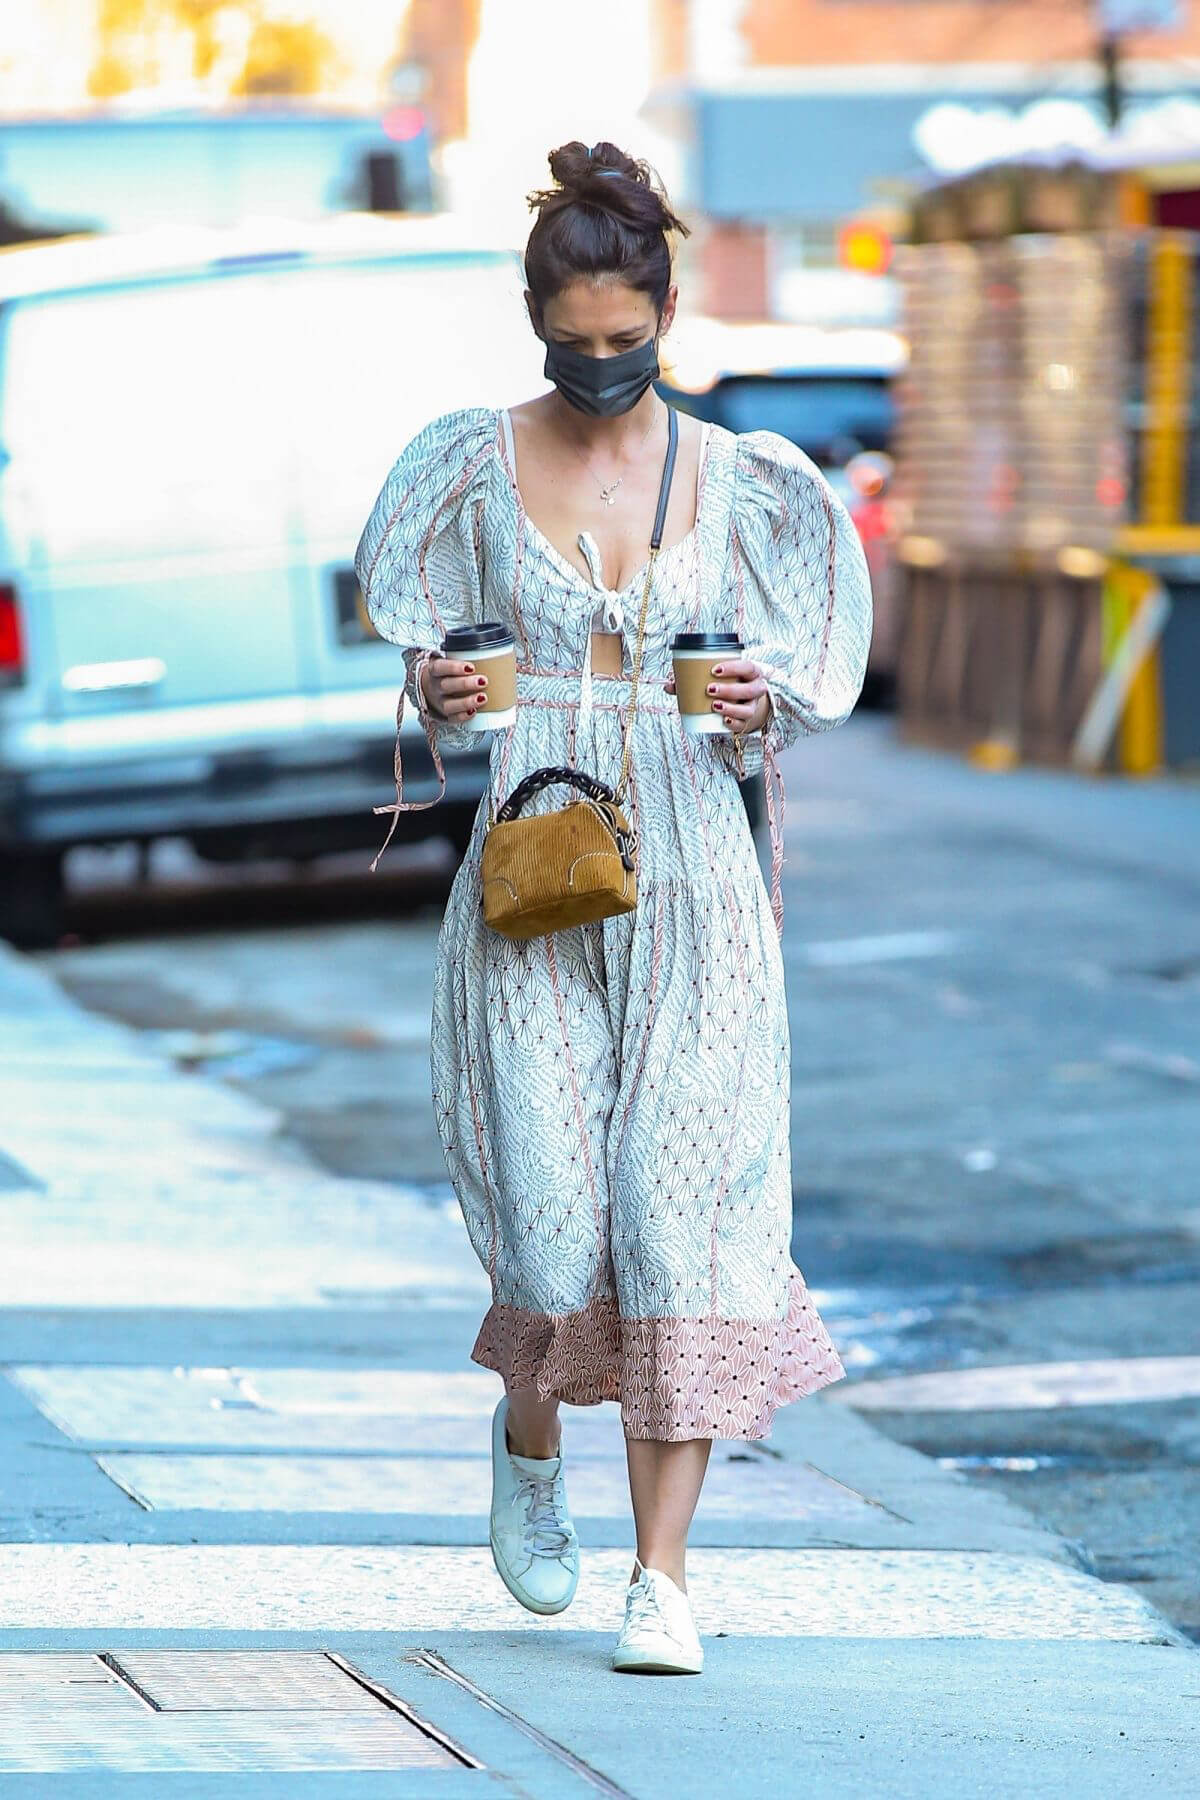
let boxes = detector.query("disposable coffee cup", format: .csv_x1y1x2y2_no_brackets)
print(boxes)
671,630,743,735
441,623,516,730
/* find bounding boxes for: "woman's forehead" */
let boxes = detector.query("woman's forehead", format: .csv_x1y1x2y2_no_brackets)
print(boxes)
541,279,655,331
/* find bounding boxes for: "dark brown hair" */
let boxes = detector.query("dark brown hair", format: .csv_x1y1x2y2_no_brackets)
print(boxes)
524,140,689,320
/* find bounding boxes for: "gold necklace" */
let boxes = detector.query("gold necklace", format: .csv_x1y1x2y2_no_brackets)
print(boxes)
566,403,661,508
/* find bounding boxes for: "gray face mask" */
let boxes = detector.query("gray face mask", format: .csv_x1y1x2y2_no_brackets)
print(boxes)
542,334,660,417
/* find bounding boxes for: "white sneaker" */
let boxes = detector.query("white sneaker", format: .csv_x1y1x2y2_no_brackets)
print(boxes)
611,1560,704,1674
488,1396,579,1616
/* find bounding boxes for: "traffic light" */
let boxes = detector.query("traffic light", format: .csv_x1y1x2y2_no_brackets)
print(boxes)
838,222,894,276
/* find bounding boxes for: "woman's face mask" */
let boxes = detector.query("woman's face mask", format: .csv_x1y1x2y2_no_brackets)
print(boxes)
542,333,660,418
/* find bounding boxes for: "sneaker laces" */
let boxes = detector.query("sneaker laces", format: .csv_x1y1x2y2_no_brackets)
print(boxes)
514,1473,573,1559
625,1570,672,1637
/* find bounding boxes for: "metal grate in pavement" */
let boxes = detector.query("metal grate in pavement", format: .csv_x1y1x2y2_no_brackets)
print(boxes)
107,1651,383,1712
0,1655,132,1710
0,1652,465,1773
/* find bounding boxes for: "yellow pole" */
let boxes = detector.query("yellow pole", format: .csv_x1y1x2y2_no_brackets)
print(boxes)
1104,562,1165,774
1142,235,1192,528
1121,233,1189,773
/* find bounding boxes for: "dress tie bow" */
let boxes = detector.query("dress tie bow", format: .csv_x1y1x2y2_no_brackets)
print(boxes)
576,530,625,751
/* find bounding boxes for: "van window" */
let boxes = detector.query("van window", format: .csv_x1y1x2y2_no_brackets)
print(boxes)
0,252,540,563
1,271,296,561
273,253,539,527
712,374,894,463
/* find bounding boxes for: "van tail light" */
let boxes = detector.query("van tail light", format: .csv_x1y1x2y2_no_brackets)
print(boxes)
0,583,25,687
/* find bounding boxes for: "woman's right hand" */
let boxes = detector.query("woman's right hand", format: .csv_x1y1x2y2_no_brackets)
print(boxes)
420,655,487,721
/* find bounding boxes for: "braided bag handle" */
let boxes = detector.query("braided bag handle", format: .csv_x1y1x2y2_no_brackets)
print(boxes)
494,764,616,821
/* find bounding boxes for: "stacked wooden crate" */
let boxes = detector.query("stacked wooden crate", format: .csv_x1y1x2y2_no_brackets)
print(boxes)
894,227,1137,764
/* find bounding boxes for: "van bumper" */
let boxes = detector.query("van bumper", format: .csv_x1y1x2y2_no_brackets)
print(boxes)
0,734,489,854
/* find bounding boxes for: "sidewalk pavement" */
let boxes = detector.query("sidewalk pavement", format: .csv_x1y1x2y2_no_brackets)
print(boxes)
0,928,1196,1797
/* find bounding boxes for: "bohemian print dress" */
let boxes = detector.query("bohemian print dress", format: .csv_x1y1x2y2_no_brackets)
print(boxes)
355,405,872,1441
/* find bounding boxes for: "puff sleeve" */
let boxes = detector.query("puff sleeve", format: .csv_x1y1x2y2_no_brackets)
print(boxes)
355,406,494,734
728,430,873,764
725,431,873,933
353,408,495,864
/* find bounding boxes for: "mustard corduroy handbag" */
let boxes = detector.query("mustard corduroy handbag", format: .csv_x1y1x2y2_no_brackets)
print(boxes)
481,406,678,941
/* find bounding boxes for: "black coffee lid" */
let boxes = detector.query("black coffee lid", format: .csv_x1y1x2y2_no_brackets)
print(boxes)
441,622,513,653
670,630,743,651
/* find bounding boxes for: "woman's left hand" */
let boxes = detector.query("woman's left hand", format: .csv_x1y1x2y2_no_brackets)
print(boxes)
665,658,771,735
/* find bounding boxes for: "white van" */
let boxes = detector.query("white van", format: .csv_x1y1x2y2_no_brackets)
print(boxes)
0,216,545,944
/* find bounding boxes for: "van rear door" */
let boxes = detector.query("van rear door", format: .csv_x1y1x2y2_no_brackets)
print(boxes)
2,269,305,717
275,251,544,697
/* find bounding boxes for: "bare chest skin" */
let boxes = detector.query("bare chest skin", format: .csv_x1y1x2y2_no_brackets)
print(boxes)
507,397,703,594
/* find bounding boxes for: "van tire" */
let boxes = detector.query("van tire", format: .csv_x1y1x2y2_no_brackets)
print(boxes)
0,850,65,949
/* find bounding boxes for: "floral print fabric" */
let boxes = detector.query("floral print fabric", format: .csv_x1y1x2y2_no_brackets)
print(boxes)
355,406,871,1439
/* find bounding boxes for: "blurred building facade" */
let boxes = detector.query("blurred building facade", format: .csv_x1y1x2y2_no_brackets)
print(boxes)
647,0,1200,319
4,2,1200,310
0,110,437,238
0,2,435,236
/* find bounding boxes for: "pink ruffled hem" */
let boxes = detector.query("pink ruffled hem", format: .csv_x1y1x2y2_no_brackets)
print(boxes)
470,1269,845,1442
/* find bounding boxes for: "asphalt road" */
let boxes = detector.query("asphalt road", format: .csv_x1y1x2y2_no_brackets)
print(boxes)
37,714,1200,1643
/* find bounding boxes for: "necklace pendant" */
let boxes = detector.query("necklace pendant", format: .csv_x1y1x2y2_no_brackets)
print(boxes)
601,487,618,506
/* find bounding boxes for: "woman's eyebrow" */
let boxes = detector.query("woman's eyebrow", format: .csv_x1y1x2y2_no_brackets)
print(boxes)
553,330,643,344
550,325,647,342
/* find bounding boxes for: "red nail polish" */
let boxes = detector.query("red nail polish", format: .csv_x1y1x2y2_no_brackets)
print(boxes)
477,676,487,687
712,665,724,675
706,684,717,695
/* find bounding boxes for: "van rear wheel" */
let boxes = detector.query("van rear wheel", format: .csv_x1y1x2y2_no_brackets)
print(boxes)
0,849,65,949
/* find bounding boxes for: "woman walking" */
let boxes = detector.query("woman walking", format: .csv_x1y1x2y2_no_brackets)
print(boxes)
355,140,871,1674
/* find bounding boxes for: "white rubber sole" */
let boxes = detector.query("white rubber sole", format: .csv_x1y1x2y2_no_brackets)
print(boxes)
488,1535,579,1617
611,1642,704,1675
488,1399,579,1616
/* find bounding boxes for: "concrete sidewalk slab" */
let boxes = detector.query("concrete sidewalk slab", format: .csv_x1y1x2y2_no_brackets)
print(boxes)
363,1635,1199,1800
1,856,1197,1791
5,1357,1073,1556
0,1544,1179,1642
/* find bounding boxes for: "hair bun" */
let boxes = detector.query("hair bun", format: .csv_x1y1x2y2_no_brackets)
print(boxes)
548,140,640,194
524,138,688,316
531,139,685,240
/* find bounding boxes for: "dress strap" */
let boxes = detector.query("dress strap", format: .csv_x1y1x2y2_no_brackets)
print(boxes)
499,407,517,477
